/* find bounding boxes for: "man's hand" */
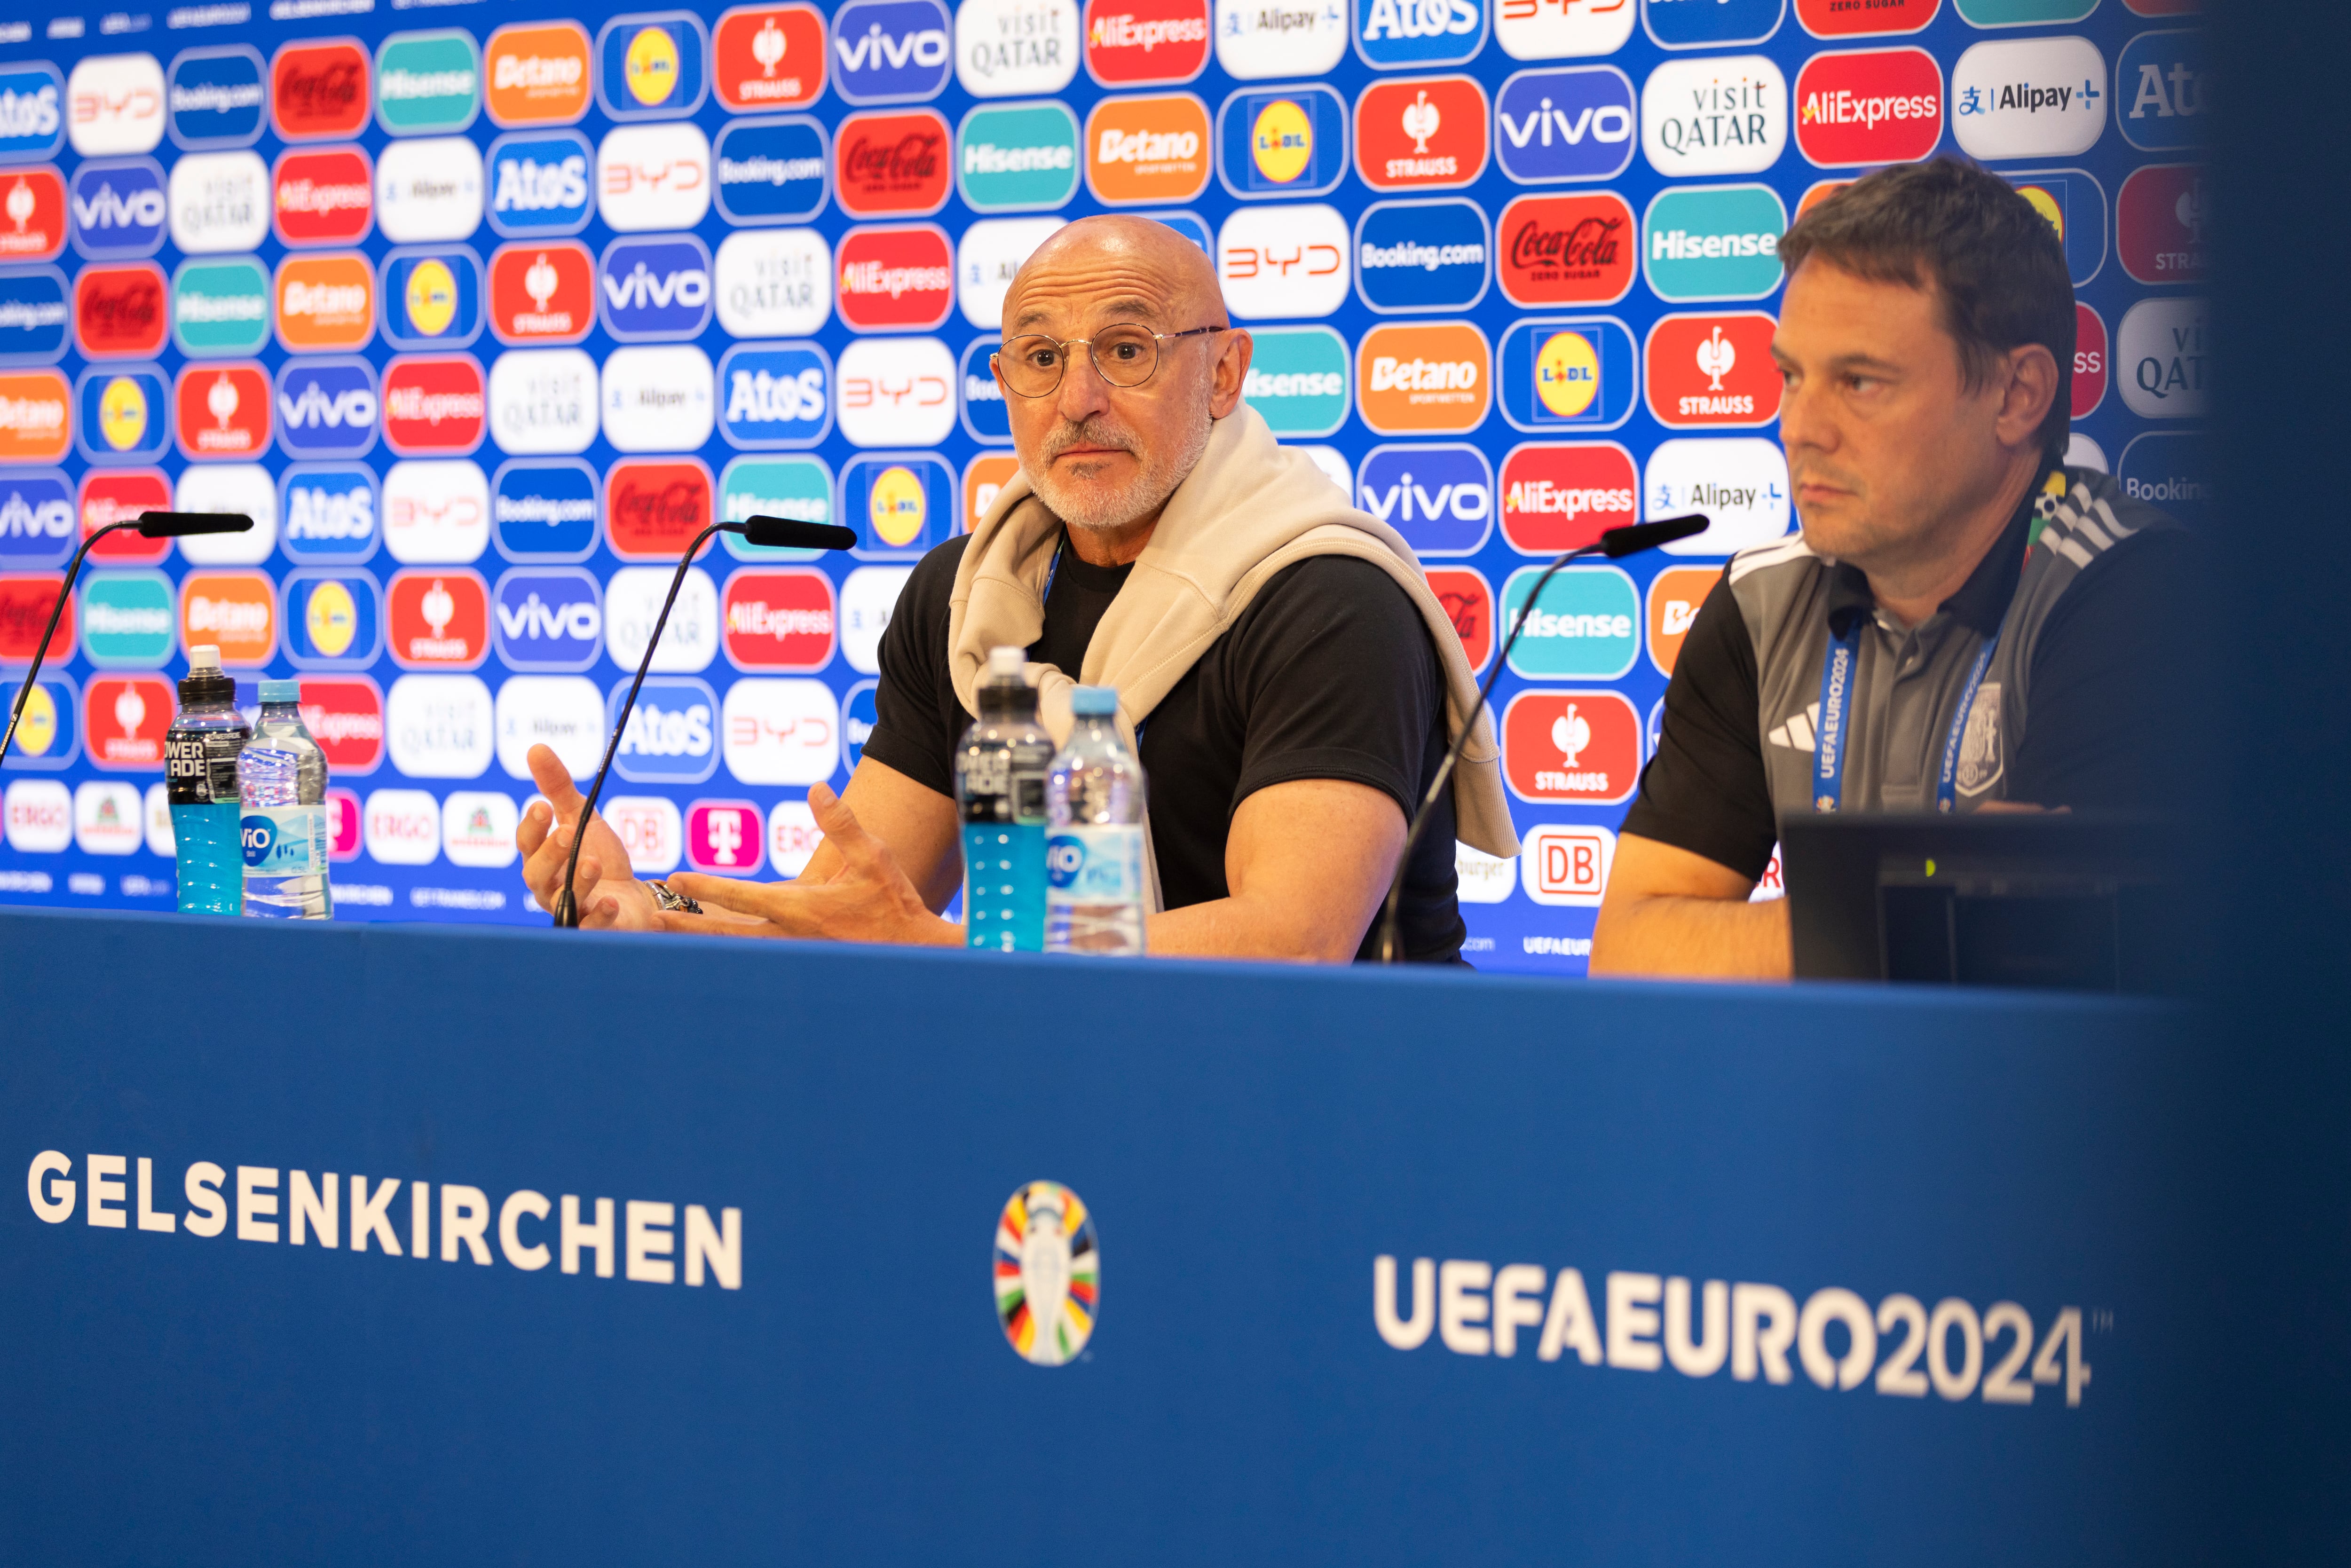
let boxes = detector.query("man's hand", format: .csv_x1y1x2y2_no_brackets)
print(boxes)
515,743,662,930
1587,833,1789,980
663,781,962,947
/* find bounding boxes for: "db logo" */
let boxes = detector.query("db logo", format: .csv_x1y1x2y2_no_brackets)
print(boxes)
1356,321,1491,435
606,457,713,560
2072,302,2107,420
73,263,167,357
174,363,271,460
715,5,827,111
485,23,593,126
0,370,71,462
273,147,372,247
297,678,385,772
1355,75,1488,192
381,356,486,455
834,109,951,217
1794,0,1937,36
179,569,277,667
1503,690,1640,804
1646,564,1721,678
271,42,371,142
1498,192,1634,307
1644,312,1781,429
2118,164,2206,286
1084,93,1210,205
0,571,73,662
836,224,955,331
81,469,173,564
387,569,490,668
83,675,174,768
275,252,376,351
1793,48,1942,170
1217,204,1349,321
1523,823,1615,908
1424,566,1493,670
687,799,767,874
1500,442,1637,554
490,242,595,343
0,168,67,260
964,452,1020,531
723,567,836,670
1083,0,1211,86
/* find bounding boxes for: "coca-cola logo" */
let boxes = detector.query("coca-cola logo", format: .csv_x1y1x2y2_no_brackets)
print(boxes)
606,459,712,558
835,109,951,216
1498,193,1636,307
74,264,166,355
271,44,370,140
844,130,939,184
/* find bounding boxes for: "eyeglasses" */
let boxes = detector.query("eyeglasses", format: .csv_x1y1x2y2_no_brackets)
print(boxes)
994,323,1227,398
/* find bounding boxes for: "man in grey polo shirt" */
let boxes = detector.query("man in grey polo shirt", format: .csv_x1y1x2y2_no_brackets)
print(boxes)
1591,158,2204,980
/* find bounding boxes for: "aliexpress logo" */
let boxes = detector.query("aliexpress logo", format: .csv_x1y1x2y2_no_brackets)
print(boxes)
275,252,376,351
722,567,836,670
1356,321,1490,435
272,146,373,246
2072,301,2106,419
1646,564,1722,677
297,677,384,773
1499,442,1637,554
174,363,270,460
1793,48,1942,169
81,469,172,563
1497,191,1634,307
1425,566,1492,671
1083,0,1211,86
713,5,827,111
0,168,67,261
1354,75,1488,193
489,241,595,343
1502,689,1640,805
271,41,371,142
1644,312,1781,429
836,225,954,331
485,23,592,126
381,355,487,455
179,569,277,667
387,568,490,668
1084,94,1210,205
0,370,71,462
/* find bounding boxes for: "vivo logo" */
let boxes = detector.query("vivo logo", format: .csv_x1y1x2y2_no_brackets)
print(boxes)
496,591,599,641
833,0,954,104
279,384,378,429
492,564,604,671
602,263,710,311
599,237,714,340
1357,443,1493,555
71,171,166,233
836,25,951,73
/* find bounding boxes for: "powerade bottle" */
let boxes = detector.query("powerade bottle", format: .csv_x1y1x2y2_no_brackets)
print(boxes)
955,646,1053,951
238,679,332,920
1046,685,1147,956
164,645,249,915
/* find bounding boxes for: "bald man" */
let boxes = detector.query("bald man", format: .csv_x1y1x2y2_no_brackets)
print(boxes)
515,216,1476,961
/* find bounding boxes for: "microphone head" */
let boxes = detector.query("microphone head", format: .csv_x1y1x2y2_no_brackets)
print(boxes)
738,515,858,552
1599,513,1709,558
137,510,254,539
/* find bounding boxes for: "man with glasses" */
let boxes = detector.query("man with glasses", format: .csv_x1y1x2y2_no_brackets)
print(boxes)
514,215,1514,960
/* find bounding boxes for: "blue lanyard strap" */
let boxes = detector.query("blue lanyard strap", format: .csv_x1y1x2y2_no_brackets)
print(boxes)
1812,621,1996,815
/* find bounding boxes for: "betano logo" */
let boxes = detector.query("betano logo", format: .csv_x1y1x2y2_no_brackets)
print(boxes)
1647,564,1722,677
1357,321,1490,434
714,5,828,111
1645,312,1781,429
275,252,376,352
1085,93,1210,205
179,569,276,666
1355,75,1488,192
485,23,593,126
1084,0,1211,86
1794,47,1943,168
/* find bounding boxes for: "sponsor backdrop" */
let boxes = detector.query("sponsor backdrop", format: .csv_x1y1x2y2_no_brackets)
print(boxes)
0,0,2206,970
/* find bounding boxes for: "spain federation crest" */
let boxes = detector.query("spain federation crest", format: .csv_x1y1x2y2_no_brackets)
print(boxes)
994,1180,1098,1366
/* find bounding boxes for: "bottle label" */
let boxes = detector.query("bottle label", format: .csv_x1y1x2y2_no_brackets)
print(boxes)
241,804,327,876
165,727,246,805
1046,825,1145,904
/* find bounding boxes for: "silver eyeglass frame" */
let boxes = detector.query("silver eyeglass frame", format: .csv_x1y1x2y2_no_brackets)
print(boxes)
992,324,1229,398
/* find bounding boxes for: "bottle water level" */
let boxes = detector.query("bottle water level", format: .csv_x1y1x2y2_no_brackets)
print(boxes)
170,802,243,915
1045,825,1146,954
240,744,331,919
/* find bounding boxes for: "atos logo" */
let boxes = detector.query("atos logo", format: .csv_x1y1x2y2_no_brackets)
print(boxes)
1357,321,1490,435
1356,199,1491,315
489,242,594,345
1084,93,1210,205
1646,312,1781,429
485,23,593,127
1357,443,1492,555
598,122,714,232
615,677,720,782
2071,302,2107,419
387,568,490,668
595,14,710,121
0,471,74,569
1794,48,1943,169
719,342,832,449
298,678,385,773
69,159,166,258
599,236,713,340
493,566,602,670
1218,85,1348,200
280,463,379,562
1499,191,1634,307
686,799,765,875
723,567,836,670
1083,0,1211,87
714,116,830,225
1501,441,1636,553
1424,566,1492,670
1218,204,1349,320
1502,689,1639,805
1496,316,1637,433
166,47,267,149
837,224,955,331
493,457,600,559
2118,163,2203,285
73,264,167,358
275,359,380,458
272,147,373,247
383,249,485,349
381,356,487,456
488,131,594,236
1356,75,1488,193
1499,563,1639,679
1494,66,1635,185
0,269,67,363
840,453,952,558
835,108,951,218
0,168,68,262
68,55,166,158
606,457,714,560
0,66,65,162
715,5,828,112
174,363,271,460
281,570,384,668
831,0,955,106
1357,0,1485,69
2116,28,2204,153
836,336,955,448
271,42,371,142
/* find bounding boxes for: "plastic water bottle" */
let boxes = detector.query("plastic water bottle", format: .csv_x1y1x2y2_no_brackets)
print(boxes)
238,679,332,920
164,645,249,915
1046,685,1147,956
955,646,1054,952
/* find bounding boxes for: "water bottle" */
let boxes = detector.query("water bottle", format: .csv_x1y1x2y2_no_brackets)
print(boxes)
955,647,1055,951
238,678,332,920
164,645,250,915
1046,685,1147,956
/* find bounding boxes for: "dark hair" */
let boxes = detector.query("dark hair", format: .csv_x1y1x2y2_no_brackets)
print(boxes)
1777,158,2075,464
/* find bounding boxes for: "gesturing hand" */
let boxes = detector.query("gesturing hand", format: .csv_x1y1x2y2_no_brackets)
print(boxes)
663,781,961,947
515,743,662,930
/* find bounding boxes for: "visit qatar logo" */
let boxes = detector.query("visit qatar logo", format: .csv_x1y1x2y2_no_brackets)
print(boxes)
994,1180,1099,1366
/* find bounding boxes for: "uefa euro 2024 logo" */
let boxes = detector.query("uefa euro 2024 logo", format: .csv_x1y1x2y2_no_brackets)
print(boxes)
995,1181,1098,1365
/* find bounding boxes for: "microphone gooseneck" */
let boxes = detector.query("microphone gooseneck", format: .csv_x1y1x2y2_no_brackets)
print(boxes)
1376,514,1710,965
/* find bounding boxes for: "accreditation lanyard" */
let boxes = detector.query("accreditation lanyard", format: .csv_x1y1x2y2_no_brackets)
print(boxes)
1811,620,1997,816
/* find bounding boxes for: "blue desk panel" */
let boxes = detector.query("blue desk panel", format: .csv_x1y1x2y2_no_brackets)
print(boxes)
0,910,2224,1564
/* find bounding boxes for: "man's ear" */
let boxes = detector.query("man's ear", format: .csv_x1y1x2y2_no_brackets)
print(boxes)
1208,329,1253,419
1996,342,2060,452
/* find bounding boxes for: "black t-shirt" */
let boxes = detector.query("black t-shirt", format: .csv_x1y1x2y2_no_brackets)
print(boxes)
863,534,1466,961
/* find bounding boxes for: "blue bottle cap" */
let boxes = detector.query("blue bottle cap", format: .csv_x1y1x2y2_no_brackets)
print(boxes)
1070,685,1118,717
259,679,301,702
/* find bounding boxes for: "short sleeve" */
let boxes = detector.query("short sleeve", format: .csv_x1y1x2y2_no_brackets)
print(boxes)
858,536,967,799
1618,571,1778,882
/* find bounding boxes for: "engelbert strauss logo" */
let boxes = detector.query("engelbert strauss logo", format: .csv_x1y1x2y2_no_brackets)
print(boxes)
994,1180,1098,1366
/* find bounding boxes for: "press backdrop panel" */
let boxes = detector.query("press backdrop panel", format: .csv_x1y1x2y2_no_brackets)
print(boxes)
0,0,2208,972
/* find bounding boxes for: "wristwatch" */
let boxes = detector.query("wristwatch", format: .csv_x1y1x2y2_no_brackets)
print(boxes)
648,880,703,915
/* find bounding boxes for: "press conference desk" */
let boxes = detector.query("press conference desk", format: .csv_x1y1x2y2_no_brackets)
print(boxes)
1,909,2220,1566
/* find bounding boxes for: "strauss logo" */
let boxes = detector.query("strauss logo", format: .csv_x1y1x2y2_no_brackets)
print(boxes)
1552,703,1590,768
1695,325,1736,393
524,251,559,310
113,683,147,738
5,177,32,233
420,577,455,640
1401,89,1440,155
2175,177,2205,244
206,371,240,428
752,16,787,76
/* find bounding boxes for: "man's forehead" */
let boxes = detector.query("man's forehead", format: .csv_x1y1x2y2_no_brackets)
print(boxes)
1002,219,1217,330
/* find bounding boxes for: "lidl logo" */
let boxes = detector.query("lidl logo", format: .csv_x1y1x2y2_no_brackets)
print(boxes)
171,257,270,356
1796,0,1937,37
376,30,482,136
281,569,384,667
387,568,489,668
962,451,1019,532
1644,436,1792,555
599,235,713,341
686,799,765,875
1642,0,1782,49
720,342,831,449
1424,565,1492,670
1220,85,1347,198
2118,163,2203,285
0,66,64,163
1084,0,1212,86
1356,0,1485,68
0,674,77,768
1498,191,1634,307
1356,198,1491,316
840,452,953,558
1643,184,1785,304
1641,55,1789,179
2072,301,2107,419
83,675,174,767
73,264,167,359
167,150,269,255
1523,823,1615,909
1794,47,1943,168
722,454,835,559
2003,168,2107,288
614,676,719,782
831,0,955,107
1950,36,2107,161
79,469,172,564
1357,442,1492,555
80,366,170,463
0,370,72,462
714,5,828,111
492,566,601,670
67,55,166,158
1357,321,1491,435
1355,75,1488,192
1497,315,1635,433
0,269,67,362
494,457,600,560
275,358,379,459
836,108,951,218
1646,312,1780,429
1493,65,1636,184
381,355,487,455
0,471,74,570
69,157,166,258
723,567,836,670
485,23,593,127
597,13,710,120
489,241,594,343
0,168,68,262
272,42,371,142
1499,441,1636,553
1646,564,1722,677
276,252,376,352
174,363,269,460
1500,564,1638,679
1085,93,1210,205
383,248,484,348
837,224,955,331
1240,325,1348,437
166,47,266,149
959,101,1081,212
2116,28,2204,153
488,131,593,236
713,116,829,226
1217,203,1349,320
179,569,277,667
273,147,373,247
605,457,713,560
280,463,379,562
1502,689,1638,804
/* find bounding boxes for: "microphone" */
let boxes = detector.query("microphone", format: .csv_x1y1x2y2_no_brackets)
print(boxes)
0,510,254,767
553,515,856,928
1377,513,1711,964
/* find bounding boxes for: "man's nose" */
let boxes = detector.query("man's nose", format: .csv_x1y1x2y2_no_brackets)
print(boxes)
1778,373,1830,456
1055,344,1114,423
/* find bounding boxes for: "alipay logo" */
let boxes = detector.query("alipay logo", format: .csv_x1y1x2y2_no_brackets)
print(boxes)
612,674,719,782
599,235,713,340
1644,184,1786,303
493,567,602,671
70,159,167,258
832,0,955,106
719,342,831,449
1494,67,1637,185
280,464,379,562
275,360,380,459
493,457,600,560
1357,443,1492,556
1355,198,1491,315
488,132,594,236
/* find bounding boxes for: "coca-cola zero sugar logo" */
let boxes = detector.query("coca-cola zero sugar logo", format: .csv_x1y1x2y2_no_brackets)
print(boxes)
606,457,713,559
834,108,951,217
1498,192,1634,307
73,264,167,358
271,41,371,142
